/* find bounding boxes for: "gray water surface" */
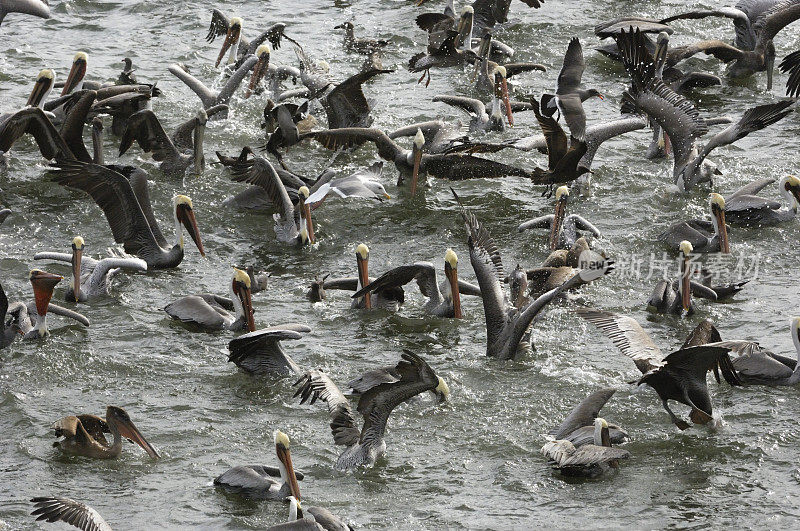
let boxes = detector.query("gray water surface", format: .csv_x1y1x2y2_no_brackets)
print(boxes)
1,0,800,529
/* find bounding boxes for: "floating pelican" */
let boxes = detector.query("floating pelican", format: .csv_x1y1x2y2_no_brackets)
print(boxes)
658,193,730,253
0,0,49,26
724,176,800,226
119,109,207,176
541,418,630,477
33,236,148,302
548,388,628,447
214,430,302,500
15,269,90,339
30,496,111,531
454,189,613,359
518,186,601,251
646,241,717,315
293,350,448,471
164,267,255,332
352,248,482,318
52,405,160,459
49,160,205,269
578,309,741,429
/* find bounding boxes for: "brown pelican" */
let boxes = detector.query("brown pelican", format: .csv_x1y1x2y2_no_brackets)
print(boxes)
52,405,160,459
214,430,302,500
269,496,352,531
454,189,613,359
207,12,294,66
518,186,601,251
226,324,311,376
334,22,389,55
119,109,207,176
647,241,717,315
304,127,531,196
293,350,449,471
0,0,49,26
724,318,800,386
164,267,256,332
228,153,315,245
314,244,405,310
33,236,148,302
542,38,604,141
168,58,259,111
61,52,88,96
306,162,391,206
724,175,800,226
30,497,111,531
658,193,730,254
49,160,205,269
780,49,800,96
352,248,482,318
541,418,630,477
549,388,628,447
578,308,741,429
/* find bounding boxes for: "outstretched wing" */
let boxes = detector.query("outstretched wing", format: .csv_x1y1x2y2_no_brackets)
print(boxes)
352,262,437,299
549,388,616,439
119,110,180,162
294,369,361,447
206,9,230,43
227,327,308,375
31,496,112,531
229,154,295,221
577,308,664,374
0,108,74,160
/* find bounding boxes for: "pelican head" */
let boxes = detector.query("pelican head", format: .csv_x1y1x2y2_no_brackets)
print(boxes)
593,417,611,447
61,52,88,96
444,248,461,318
679,241,693,313
435,376,451,403
555,186,569,201
27,69,55,108
654,31,670,72
70,236,85,302
274,430,301,501
287,495,303,521
246,44,271,99
679,240,693,256
232,267,255,332
173,195,205,256
781,176,800,210
216,17,243,68
298,186,315,244
549,186,570,251
106,406,160,458
492,65,513,126
455,5,474,50
410,129,425,196
29,269,63,327
709,193,729,253
356,244,371,309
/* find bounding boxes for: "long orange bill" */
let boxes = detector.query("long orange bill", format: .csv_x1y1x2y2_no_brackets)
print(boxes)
446,262,461,319
664,132,672,156
245,54,269,98
500,76,513,126
216,25,240,68
303,202,315,244
714,205,730,254
71,246,82,302
117,420,160,458
549,199,567,252
276,444,301,501
30,271,62,317
410,146,422,197
235,281,256,332
681,256,691,314
61,58,86,96
357,254,371,309
27,76,53,107
179,206,205,256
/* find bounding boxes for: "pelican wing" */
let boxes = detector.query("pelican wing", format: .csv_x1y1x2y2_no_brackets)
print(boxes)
322,277,360,291
0,282,7,325
569,215,602,237
206,9,230,43
164,295,229,329
52,416,95,447
0,108,73,160
660,7,749,27
658,220,713,250
304,127,404,162
227,327,308,376
682,319,722,348
557,444,630,467
127,168,168,248
293,370,361,447
323,69,393,129
415,12,453,32
729,177,776,198
517,214,554,232
504,63,547,78
44,303,91,326
306,507,350,531
229,154,295,221
49,160,162,256
247,23,294,53
90,257,147,284
550,388,616,439
173,104,227,151
532,97,568,166
30,496,112,531
219,56,258,104
119,110,180,162
167,64,217,109
577,308,664,374
60,90,97,163
556,38,585,94
347,366,401,394
752,0,800,52
352,262,438,299
214,465,280,492
75,414,110,444
356,351,440,446
662,344,741,386
595,17,672,38
432,95,487,118
780,49,800,97
667,41,743,67
731,347,794,380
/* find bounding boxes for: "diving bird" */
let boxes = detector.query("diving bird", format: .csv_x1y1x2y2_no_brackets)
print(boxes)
352,248,482,318
454,189,613,359
30,497,111,531
33,236,148,302
226,324,311,376
214,430,302,500
119,109,208,176
52,405,160,459
541,418,630,477
658,193,730,253
578,308,742,430
313,244,405,311
49,160,206,269
228,153,315,245
518,186,601,251
0,0,49,27
269,496,352,531
335,21,389,55
548,388,629,447
164,267,256,332
646,241,717,315
723,175,800,226
293,350,449,471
